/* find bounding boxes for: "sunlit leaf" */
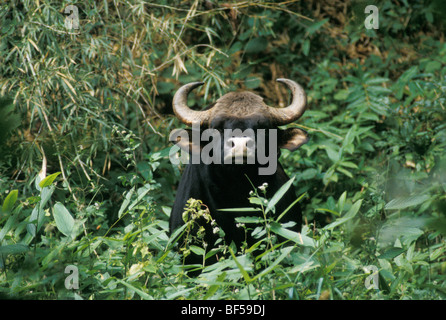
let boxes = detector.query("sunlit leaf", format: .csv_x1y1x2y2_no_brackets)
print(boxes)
39,172,61,188
2,189,18,213
53,202,75,237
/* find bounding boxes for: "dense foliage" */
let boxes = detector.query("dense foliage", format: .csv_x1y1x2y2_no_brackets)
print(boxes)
0,0,445,299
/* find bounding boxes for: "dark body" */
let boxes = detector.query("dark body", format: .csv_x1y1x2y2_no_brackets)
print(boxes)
170,160,302,249
169,79,309,262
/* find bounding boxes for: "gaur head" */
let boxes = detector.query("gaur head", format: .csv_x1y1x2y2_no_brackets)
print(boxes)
170,79,309,175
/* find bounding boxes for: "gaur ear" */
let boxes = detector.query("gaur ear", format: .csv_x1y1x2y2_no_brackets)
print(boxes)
169,128,202,155
278,128,309,151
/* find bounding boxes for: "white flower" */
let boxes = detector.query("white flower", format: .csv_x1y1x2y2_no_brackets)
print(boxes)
258,183,268,191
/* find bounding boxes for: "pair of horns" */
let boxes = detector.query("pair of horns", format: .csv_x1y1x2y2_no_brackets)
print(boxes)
173,78,307,126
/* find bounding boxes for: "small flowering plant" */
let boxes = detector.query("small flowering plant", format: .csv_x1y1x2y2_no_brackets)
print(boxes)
178,198,225,267
243,182,278,250
248,182,270,210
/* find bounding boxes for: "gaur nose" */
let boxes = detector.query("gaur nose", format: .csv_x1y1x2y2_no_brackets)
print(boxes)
228,137,250,149
223,136,256,164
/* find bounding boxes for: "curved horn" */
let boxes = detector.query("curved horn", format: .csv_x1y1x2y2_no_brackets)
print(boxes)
269,78,307,125
172,81,211,126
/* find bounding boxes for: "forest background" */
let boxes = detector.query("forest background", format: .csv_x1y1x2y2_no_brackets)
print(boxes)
0,0,445,300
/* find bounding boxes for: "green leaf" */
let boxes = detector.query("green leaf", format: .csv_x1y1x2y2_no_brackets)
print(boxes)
0,211,20,243
316,208,341,217
385,194,430,210
360,112,380,122
189,245,205,256
367,86,392,94
323,166,337,185
164,223,188,253
249,197,265,206
424,60,441,73
324,199,362,230
340,161,358,169
325,146,340,163
218,207,262,212
203,272,227,300
245,76,261,89
301,168,317,180
28,205,46,237
39,172,61,188
334,89,349,101
165,287,195,300
245,239,264,253
276,192,307,222
430,247,444,261
245,37,267,53
2,189,18,213
0,244,29,255
338,191,347,213
229,248,252,283
342,126,356,149
270,222,315,247
116,279,154,300
365,77,390,85
53,202,75,237
118,187,135,218
252,246,294,281
378,247,405,260
394,66,419,99
26,223,36,238
399,66,419,83
302,39,310,56
306,18,328,35
40,185,55,210
235,216,263,223
266,176,295,214
336,166,353,178
128,184,151,212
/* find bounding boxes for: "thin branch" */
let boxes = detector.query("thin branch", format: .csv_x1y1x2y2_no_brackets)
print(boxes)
29,21,81,35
